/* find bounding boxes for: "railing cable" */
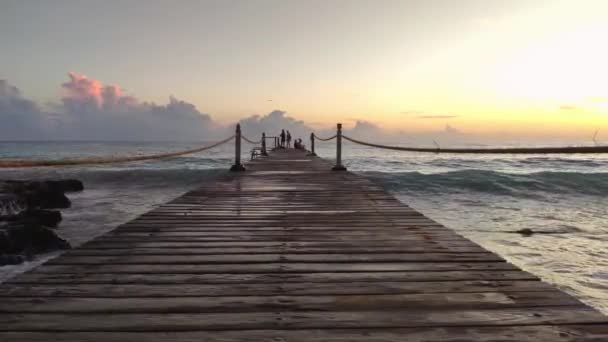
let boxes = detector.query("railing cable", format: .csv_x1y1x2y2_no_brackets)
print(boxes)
0,135,235,168
312,133,337,142
342,135,608,154
241,135,262,145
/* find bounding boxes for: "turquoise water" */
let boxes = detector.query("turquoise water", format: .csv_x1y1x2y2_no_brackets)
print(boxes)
2,140,608,313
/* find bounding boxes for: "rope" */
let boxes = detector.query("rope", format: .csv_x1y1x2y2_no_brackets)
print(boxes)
0,135,235,168
343,135,608,154
241,135,262,145
313,133,337,142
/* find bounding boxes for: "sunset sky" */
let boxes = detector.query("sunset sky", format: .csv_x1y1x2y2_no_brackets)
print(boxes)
1,0,608,140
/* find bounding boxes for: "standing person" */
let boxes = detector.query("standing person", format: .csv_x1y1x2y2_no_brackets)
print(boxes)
286,130,292,148
280,129,286,148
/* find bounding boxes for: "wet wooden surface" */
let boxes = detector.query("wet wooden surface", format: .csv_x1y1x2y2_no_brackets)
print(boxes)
1,148,607,341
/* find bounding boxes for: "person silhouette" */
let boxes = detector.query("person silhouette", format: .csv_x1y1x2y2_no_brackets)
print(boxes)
286,130,292,148
280,129,286,148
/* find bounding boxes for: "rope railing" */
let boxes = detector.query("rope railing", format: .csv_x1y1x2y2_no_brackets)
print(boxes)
0,135,235,168
342,135,608,154
312,133,337,141
314,122,608,172
241,135,262,145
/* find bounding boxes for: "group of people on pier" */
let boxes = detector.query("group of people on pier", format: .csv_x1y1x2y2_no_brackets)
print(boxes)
279,129,305,150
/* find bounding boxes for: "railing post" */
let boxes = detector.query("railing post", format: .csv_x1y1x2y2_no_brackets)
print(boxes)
308,133,316,156
261,132,268,156
230,124,246,171
332,123,347,171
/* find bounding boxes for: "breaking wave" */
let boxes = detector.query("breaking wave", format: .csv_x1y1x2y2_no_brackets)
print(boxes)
363,170,608,197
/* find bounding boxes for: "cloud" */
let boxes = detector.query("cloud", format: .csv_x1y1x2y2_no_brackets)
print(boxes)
342,120,384,140
0,73,481,145
559,105,577,111
0,80,53,140
0,74,226,141
62,72,103,104
2,74,323,142
61,73,138,112
416,115,458,119
238,110,312,141
401,110,458,119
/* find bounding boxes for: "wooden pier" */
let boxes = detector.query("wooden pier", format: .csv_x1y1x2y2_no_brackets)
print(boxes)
1,148,607,341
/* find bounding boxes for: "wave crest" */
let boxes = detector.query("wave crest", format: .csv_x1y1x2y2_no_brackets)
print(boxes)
363,170,608,197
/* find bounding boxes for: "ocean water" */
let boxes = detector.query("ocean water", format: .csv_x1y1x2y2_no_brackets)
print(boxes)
1,140,608,314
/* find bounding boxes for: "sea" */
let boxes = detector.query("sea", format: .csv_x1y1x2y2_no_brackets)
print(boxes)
1,140,608,314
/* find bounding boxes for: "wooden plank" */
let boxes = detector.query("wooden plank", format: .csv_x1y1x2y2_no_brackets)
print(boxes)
30,262,520,274
113,226,455,232
2,326,608,342
0,280,554,297
79,240,482,249
0,307,606,331
46,253,504,265
89,236,473,242
8,270,538,285
65,246,491,255
0,291,581,313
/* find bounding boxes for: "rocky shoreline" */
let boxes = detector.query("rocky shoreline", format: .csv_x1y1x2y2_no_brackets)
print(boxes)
0,179,83,265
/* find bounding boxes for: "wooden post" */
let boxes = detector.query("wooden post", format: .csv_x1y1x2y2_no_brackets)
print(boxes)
308,133,316,156
230,124,246,171
332,123,347,171
261,132,268,156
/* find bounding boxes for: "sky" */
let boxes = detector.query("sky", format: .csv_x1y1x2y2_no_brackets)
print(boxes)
1,0,608,142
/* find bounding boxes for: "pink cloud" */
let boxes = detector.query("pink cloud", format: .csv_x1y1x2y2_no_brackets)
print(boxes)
62,72,138,110
62,72,103,105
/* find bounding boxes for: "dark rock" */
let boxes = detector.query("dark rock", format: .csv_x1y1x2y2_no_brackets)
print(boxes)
45,179,84,193
0,254,25,265
0,221,70,255
0,229,10,252
0,210,62,228
516,228,534,236
27,210,62,228
25,189,71,209
1,180,80,209
0,178,79,266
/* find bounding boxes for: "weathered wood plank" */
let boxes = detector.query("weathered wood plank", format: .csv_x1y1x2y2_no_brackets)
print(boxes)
0,280,554,297
7,270,538,285
0,292,581,313
2,326,607,342
30,262,520,274
80,240,482,248
65,246,490,255
46,253,504,265
0,307,606,331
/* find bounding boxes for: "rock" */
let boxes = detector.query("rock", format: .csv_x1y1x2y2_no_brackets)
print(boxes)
45,179,84,193
1,179,83,209
0,254,25,266
1,210,63,228
25,189,71,209
516,228,534,236
26,210,63,228
0,178,79,265
26,224,71,253
0,221,70,255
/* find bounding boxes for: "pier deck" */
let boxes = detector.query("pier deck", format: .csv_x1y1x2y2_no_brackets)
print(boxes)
1,149,607,341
